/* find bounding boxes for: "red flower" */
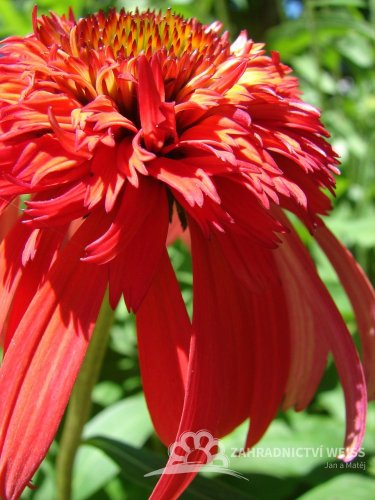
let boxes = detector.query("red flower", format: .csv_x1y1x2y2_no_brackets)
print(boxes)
0,7,374,499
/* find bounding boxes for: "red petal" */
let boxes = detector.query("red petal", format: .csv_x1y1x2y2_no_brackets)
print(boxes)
315,222,375,399
137,55,166,151
0,216,108,500
116,134,153,187
208,59,247,94
25,182,87,226
3,229,64,351
274,237,329,411
84,178,166,264
136,250,191,444
151,221,290,498
0,221,34,345
0,220,63,347
0,200,18,242
85,178,169,312
215,177,284,247
243,268,290,448
149,157,221,208
275,214,367,461
84,144,121,212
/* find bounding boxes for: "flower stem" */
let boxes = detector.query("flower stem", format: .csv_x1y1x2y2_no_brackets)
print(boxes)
56,294,115,500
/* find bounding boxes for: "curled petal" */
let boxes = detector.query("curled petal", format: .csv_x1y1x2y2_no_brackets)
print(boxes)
274,213,367,461
315,222,375,399
25,182,87,226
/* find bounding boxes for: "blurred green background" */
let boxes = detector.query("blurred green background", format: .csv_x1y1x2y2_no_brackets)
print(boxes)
1,0,374,498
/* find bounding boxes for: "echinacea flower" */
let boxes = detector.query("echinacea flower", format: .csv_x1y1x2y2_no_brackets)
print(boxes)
0,6,374,499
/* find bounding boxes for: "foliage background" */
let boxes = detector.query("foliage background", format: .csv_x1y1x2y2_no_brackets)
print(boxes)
1,0,374,498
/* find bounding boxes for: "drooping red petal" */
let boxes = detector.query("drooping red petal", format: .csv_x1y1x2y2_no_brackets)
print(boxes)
243,264,290,448
116,182,171,312
2,228,64,351
136,250,191,444
151,220,290,498
0,222,35,345
215,177,285,246
0,219,63,347
274,213,367,461
85,178,169,312
315,222,375,399
0,215,108,500
84,179,162,263
274,240,329,411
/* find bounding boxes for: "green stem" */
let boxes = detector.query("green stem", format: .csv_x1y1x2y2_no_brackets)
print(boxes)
56,294,115,500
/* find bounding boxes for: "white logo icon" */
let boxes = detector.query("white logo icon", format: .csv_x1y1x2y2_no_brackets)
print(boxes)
144,429,248,479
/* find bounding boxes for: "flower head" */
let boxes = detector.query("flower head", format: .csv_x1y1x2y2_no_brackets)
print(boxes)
0,7,374,499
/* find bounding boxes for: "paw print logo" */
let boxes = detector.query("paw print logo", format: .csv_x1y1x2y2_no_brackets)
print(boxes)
169,430,229,469
144,429,247,480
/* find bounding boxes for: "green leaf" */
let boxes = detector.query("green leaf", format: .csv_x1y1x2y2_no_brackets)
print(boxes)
268,12,375,57
0,0,30,36
315,14,375,42
72,393,153,500
291,55,336,94
298,474,375,500
220,411,365,477
336,33,374,68
30,0,85,16
85,436,252,500
325,210,375,248
92,380,123,406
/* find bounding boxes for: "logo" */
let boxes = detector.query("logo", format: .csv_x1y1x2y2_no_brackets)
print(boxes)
144,429,248,479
